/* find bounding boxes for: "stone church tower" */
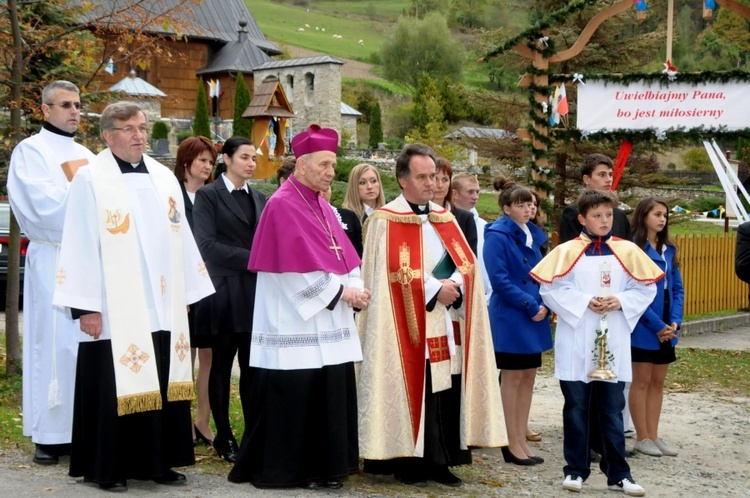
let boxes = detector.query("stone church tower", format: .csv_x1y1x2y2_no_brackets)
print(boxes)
252,55,343,137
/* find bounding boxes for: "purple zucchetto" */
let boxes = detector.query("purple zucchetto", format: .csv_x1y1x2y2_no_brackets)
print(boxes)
290,124,339,157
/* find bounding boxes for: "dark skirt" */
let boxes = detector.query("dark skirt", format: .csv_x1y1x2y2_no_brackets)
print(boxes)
69,331,194,483
194,273,256,336
495,351,542,370
632,343,676,365
188,304,212,349
228,363,359,487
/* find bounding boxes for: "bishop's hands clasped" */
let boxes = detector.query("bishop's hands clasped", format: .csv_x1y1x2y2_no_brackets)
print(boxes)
342,286,371,309
588,295,621,315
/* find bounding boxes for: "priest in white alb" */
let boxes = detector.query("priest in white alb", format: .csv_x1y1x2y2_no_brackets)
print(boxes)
228,125,369,490
52,102,214,492
7,81,96,465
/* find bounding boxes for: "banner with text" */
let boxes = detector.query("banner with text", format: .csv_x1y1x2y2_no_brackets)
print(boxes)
577,80,749,133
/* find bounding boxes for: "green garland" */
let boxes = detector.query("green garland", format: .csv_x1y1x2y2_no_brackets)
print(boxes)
549,69,750,85
550,126,750,144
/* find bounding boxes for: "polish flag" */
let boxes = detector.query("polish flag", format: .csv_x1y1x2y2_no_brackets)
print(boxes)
556,83,569,116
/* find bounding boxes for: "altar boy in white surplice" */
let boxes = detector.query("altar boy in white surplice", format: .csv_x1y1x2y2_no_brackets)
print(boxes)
53,102,214,491
530,189,662,497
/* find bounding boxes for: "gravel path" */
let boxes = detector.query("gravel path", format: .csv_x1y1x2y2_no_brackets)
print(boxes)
1,321,748,496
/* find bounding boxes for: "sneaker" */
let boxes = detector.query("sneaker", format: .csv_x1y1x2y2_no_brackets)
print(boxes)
634,438,662,457
562,475,583,492
608,477,645,496
653,438,678,457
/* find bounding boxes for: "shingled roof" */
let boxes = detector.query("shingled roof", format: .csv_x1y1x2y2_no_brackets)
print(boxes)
75,0,281,56
242,78,295,119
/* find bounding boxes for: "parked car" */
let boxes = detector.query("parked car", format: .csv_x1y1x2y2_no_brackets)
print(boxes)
0,201,29,308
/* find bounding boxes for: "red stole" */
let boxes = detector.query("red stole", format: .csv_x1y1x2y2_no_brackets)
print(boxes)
385,211,477,445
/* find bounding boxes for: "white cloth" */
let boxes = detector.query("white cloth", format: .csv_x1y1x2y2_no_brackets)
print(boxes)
470,207,492,303
540,254,656,383
53,154,214,343
250,269,364,370
221,173,248,193
8,128,96,444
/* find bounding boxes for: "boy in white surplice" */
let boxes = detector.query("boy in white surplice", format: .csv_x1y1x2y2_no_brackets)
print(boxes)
530,190,663,497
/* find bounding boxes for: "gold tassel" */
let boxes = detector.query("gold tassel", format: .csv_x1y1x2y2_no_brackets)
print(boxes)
428,211,455,224
167,381,195,402
117,391,162,416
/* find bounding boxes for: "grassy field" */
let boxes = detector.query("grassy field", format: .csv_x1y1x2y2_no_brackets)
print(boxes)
247,0,391,61
314,0,411,21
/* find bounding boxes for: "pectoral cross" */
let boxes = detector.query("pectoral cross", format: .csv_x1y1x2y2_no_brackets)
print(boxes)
329,234,342,261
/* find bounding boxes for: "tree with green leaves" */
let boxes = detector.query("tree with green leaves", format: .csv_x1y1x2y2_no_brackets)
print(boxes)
233,74,252,138
193,78,211,138
411,73,444,132
380,12,466,89
369,102,383,148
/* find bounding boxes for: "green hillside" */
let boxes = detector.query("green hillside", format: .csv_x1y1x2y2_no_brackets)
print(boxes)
246,0,398,61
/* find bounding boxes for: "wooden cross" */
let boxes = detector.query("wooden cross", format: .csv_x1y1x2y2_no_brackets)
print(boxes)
329,235,342,261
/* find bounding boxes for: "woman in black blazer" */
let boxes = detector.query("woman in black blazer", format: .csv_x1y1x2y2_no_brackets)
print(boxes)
192,136,267,463
174,136,217,449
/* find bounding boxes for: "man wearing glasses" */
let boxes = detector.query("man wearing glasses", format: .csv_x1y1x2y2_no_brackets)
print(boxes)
53,101,214,491
7,80,96,466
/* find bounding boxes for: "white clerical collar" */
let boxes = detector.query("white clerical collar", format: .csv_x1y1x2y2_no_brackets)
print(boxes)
221,173,248,193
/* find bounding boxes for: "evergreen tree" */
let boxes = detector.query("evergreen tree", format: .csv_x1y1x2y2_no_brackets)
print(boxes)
193,78,211,138
233,74,253,138
369,102,383,148
411,73,444,132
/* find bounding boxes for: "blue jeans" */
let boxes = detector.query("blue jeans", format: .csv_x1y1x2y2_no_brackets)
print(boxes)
559,380,631,484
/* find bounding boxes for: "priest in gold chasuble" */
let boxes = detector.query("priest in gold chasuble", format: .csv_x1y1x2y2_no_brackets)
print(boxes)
358,144,507,487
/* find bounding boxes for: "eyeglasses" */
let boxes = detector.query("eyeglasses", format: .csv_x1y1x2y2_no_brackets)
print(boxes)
46,101,82,110
112,126,148,136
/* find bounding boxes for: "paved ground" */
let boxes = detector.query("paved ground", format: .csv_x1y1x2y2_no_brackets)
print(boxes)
1,314,748,496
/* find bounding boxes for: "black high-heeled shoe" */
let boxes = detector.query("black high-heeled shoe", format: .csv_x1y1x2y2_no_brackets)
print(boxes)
501,446,536,466
194,424,213,446
213,437,239,463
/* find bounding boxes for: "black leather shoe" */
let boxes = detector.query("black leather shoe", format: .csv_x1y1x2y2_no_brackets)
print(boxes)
501,446,536,466
324,480,344,489
300,481,320,489
431,466,462,487
530,455,545,464
84,477,128,492
152,469,186,485
33,445,59,465
213,437,239,463
396,473,428,487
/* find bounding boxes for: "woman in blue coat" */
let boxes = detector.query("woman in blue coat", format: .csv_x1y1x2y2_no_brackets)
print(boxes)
484,178,552,466
629,198,684,458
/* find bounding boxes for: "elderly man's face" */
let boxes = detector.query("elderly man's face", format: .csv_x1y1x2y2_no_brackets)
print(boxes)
103,111,148,164
296,151,336,192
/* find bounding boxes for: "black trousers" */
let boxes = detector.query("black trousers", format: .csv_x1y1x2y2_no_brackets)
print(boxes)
209,332,252,445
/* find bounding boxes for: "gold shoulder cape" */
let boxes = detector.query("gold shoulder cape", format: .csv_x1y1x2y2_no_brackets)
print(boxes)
530,233,665,285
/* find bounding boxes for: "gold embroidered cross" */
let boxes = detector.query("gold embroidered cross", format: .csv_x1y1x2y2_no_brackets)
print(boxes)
56,268,66,286
198,261,208,277
160,276,167,296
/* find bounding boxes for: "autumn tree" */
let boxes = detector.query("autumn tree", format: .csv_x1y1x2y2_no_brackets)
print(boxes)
1,0,201,376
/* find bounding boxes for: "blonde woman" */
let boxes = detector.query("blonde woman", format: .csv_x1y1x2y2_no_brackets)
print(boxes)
343,163,385,222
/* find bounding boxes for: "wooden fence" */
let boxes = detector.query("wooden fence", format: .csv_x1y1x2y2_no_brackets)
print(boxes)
675,232,747,316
